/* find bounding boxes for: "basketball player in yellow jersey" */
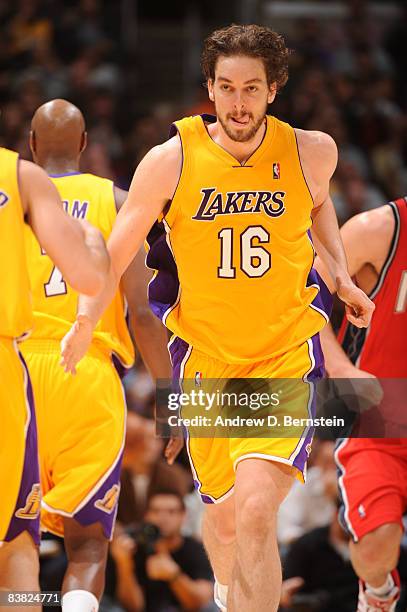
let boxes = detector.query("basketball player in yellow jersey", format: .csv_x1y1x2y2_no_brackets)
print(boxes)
0,147,109,608
20,99,170,612
61,25,375,612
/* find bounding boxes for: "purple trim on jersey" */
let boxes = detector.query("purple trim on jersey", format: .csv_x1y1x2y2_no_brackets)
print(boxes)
169,336,190,388
200,493,215,504
146,221,180,322
306,229,333,321
5,352,40,546
73,450,123,540
48,172,82,177
308,267,333,320
292,333,324,475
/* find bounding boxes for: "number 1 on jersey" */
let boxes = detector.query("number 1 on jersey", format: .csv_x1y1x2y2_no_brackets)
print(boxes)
218,225,271,278
41,246,67,297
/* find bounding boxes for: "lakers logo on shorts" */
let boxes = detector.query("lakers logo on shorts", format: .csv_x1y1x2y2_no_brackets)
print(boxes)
94,484,120,514
15,483,41,519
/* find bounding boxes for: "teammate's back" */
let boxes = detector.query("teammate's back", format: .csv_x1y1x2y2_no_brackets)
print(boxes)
25,171,134,366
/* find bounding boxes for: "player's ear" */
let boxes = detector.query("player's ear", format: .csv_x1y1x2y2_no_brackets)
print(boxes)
267,82,277,104
29,130,36,154
207,79,215,102
80,131,87,154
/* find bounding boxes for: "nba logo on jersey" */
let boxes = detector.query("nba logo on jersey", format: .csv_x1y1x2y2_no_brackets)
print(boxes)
272,163,280,180
195,371,202,387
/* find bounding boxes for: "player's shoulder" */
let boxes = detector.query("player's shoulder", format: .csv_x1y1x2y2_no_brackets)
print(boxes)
144,134,182,167
295,128,337,156
345,204,395,239
295,129,337,179
135,135,182,200
341,205,396,268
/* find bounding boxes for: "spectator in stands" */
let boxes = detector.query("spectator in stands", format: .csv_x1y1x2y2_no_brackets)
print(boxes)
111,491,213,612
280,507,358,611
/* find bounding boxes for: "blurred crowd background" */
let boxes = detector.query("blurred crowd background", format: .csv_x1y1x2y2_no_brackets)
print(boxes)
2,0,407,610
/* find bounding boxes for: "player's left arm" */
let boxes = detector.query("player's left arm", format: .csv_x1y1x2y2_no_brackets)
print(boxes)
299,130,374,328
114,186,172,381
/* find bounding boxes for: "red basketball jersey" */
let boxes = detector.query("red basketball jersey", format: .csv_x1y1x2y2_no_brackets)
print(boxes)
338,197,407,377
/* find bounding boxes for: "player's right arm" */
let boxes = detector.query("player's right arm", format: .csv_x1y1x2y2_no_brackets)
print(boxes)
20,160,109,296
315,206,394,379
61,136,182,373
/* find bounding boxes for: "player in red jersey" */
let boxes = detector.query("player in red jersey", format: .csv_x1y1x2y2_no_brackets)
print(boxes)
315,197,407,611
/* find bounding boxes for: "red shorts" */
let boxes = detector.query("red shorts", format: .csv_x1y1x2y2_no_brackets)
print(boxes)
335,438,407,542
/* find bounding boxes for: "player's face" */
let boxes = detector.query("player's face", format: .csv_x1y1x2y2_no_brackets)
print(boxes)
208,55,276,143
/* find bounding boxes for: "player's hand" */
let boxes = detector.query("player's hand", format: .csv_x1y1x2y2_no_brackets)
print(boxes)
164,437,184,465
146,552,180,582
60,314,94,374
337,281,375,328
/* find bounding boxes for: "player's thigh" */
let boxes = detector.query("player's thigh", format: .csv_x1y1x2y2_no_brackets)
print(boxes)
178,341,235,503
38,352,126,537
230,338,320,484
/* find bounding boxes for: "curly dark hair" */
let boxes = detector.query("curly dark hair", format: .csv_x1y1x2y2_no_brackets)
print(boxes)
201,24,290,91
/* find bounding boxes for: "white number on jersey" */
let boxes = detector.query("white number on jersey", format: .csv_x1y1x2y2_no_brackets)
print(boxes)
44,265,67,297
218,225,271,279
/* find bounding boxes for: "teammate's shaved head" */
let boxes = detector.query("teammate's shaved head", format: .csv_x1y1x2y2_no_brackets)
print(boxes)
30,99,87,168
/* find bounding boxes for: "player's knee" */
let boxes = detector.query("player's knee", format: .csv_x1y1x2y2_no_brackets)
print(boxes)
206,506,236,545
354,523,402,569
236,491,276,537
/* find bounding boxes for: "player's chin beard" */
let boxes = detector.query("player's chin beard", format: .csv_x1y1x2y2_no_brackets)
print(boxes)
217,109,266,143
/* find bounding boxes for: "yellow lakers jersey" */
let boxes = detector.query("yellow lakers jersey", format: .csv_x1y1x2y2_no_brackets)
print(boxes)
0,148,33,339
24,173,134,367
147,115,330,363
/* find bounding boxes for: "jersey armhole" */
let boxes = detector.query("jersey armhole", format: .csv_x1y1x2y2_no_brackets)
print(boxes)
163,128,186,229
369,202,400,299
293,128,315,211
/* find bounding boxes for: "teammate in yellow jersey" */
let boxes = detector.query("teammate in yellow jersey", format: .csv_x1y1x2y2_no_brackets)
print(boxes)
0,146,109,609
20,99,170,612
61,25,375,612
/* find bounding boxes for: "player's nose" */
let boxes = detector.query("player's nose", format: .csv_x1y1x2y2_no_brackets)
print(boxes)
232,91,245,112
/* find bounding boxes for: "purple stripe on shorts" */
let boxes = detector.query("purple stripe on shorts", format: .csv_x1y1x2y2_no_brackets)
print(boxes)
73,450,124,540
146,221,179,322
292,334,324,474
5,352,40,546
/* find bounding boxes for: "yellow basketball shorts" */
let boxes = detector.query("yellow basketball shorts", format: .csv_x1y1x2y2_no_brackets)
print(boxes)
0,338,40,546
168,334,324,503
21,339,126,539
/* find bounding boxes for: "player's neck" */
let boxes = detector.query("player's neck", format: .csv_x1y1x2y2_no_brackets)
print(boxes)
209,118,267,165
41,159,80,175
